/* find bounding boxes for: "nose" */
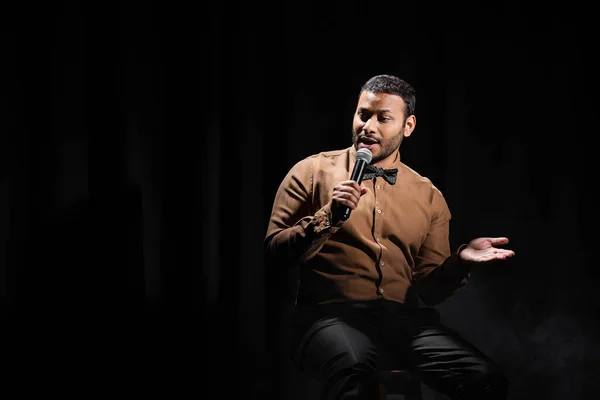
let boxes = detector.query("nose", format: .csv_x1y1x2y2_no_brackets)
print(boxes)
363,115,377,134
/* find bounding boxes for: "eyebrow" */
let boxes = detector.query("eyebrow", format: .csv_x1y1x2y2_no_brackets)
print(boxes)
358,107,393,113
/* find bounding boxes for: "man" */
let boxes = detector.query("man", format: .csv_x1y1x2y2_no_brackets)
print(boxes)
264,74,515,399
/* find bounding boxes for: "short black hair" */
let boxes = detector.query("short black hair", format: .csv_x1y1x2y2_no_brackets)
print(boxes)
360,74,416,118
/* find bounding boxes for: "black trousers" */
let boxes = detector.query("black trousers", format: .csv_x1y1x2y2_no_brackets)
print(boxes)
290,299,508,400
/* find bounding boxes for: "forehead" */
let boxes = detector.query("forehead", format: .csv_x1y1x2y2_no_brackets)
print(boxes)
357,91,406,114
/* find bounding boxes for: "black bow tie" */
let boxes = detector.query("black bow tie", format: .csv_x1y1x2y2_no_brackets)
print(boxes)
362,164,398,185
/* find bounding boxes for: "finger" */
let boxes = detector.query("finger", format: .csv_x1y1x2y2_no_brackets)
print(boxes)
338,180,363,191
490,237,509,245
334,182,362,193
333,186,362,201
332,192,361,208
489,249,515,261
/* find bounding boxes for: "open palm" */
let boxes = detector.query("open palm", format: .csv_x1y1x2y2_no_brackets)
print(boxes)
459,237,515,263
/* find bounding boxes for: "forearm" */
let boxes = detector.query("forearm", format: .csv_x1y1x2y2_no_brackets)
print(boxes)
413,245,471,305
265,202,342,264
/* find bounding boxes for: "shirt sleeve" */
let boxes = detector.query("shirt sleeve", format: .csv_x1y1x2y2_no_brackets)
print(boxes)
264,157,342,265
411,187,471,306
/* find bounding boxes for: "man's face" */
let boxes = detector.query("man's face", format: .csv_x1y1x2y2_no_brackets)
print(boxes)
352,91,415,166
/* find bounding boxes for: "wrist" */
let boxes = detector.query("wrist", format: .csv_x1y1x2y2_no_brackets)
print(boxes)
456,244,469,264
329,202,345,227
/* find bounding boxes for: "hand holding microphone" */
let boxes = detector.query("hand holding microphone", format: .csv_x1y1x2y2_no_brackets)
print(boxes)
332,148,373,222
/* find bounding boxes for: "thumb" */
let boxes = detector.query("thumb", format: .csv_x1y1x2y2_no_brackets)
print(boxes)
360,187,369,196
490,237,509,245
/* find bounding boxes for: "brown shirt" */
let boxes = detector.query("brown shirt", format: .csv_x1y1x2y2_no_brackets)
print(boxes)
264,146,470,306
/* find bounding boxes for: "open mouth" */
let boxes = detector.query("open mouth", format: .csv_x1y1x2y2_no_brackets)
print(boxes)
360,137,378,144
358,136,379,148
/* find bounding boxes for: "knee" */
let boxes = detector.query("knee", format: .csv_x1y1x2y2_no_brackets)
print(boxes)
325,347,379,385
325,344,379,377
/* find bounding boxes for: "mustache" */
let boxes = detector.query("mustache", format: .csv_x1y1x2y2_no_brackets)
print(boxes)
356,131,380,142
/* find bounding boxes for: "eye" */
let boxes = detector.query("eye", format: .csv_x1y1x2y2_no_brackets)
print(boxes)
358,111,370,122
378,116,390,123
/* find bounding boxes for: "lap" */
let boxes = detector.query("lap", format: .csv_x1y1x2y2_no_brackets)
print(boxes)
409,324,503,394
295,315,380,378
291,302,501,385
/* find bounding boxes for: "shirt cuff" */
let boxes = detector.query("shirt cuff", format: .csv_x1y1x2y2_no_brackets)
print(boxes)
445,244,472,278
312,202,343,234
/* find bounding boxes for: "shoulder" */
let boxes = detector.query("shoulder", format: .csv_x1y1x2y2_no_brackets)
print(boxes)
285,147,349,178
399,163,439,190
307,147,350,162
294,147,350,169
399,163,448,206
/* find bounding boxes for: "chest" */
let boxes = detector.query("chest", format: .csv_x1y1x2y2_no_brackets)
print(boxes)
315,176,432,247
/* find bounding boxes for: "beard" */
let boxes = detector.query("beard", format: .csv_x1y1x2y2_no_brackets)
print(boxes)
352,127,404,164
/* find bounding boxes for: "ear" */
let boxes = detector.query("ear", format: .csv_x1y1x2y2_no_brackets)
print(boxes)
403,115,416,137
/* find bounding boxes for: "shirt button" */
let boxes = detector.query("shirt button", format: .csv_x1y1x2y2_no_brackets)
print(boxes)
377,209,382,214
376,185,381,189
376,237,381,242
380,261,384,266
378,287,384,294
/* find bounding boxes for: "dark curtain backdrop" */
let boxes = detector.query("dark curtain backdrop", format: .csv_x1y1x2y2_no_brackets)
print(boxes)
2,2,597,399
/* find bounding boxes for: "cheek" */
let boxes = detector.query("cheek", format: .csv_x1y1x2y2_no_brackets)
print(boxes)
381,133,402,149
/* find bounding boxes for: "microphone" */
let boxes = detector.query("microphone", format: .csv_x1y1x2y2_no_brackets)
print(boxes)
340,148,372,221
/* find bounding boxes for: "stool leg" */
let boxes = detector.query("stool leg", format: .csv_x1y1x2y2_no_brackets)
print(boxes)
378,383,387,400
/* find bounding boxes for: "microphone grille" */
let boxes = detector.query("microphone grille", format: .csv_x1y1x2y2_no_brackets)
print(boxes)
356,148,373,163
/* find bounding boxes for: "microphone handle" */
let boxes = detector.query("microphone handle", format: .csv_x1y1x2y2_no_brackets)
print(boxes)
340,160,368,220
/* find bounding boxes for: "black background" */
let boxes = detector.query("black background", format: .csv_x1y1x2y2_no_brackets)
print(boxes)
2,2,598,399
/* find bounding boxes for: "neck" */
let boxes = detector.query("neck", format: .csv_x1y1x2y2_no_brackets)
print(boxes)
372,150,399,168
